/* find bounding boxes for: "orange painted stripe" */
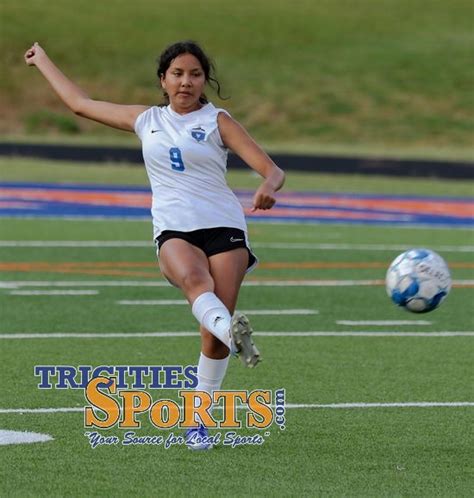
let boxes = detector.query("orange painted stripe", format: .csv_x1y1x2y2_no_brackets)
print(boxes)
260,262,386,269
245,207,410,220
1,261,473,272
2,187,472,218
275,195,474,217
0,188,151,208
259,261,474,269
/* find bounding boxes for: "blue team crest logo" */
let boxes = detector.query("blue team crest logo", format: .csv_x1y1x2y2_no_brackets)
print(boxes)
191,126,206,142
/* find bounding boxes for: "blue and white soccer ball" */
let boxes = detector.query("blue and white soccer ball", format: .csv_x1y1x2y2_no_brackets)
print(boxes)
386,249,451,313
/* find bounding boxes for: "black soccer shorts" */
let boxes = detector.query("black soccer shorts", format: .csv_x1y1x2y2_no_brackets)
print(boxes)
155,226,258,271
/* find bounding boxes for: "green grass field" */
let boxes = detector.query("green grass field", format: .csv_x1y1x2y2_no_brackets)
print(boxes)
2,158,474,196
0,158,473,496
2,0,474,158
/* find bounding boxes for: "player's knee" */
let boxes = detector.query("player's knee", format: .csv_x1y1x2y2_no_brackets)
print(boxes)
181,268,212,293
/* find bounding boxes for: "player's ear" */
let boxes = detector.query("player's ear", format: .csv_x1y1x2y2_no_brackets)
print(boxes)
160,75,166,90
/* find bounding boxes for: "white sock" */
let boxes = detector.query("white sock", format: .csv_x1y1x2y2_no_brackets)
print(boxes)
195,353,230,417
196,352,230,393
191,292,232,348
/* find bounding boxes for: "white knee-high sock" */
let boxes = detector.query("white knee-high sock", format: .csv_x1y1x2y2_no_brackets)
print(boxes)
194,353,230,420
196,352,230,396
191,292,232,348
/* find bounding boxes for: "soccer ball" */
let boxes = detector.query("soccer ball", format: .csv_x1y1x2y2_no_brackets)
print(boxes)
386,249,451,313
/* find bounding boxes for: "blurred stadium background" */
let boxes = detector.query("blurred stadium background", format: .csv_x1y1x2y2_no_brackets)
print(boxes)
2,0,473,161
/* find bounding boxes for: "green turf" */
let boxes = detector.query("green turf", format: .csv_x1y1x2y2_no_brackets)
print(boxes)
2,0,474,155
2,157,474,196
1,159,473,495
1,410,472,497
1,216,473,496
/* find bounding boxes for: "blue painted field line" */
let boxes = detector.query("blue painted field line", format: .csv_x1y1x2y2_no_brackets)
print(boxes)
0,182,472,227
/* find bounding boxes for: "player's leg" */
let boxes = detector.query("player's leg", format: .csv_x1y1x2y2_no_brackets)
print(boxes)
179,247,257,449
186,248,249,449
158,238,233,349
158,238,213,301
159,242,248,449
206,247,261,367
194,247,249,402
200,247,248,354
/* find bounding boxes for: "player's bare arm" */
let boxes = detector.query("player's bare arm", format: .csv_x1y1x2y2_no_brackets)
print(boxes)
24,42,149,132
217,112,285,211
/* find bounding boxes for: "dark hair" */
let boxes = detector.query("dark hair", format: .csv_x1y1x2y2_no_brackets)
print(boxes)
156,40,227,104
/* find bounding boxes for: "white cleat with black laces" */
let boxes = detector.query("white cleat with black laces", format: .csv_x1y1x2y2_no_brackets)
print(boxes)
230,312,261,368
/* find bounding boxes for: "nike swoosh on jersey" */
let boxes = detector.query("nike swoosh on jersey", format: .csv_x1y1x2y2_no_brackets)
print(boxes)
151,129,162,133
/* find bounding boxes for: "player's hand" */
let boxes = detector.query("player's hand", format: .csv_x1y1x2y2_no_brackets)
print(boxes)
24,42,46,66
251,184,277,212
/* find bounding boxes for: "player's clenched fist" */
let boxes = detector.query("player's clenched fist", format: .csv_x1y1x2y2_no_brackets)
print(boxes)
251,185,277,212
24,42,45,66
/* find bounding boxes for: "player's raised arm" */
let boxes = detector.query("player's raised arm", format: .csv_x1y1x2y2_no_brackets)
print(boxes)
24,42,149,132
217,112,285,212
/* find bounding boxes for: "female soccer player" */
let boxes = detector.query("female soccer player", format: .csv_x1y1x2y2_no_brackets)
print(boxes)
25,40,285,449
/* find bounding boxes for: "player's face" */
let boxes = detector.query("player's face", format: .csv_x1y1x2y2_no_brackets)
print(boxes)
161,53,206,113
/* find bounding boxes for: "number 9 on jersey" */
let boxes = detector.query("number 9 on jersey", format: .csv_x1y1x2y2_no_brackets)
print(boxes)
169,147,185,172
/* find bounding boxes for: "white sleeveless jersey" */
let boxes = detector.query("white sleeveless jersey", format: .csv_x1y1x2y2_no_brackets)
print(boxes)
134,103,248,239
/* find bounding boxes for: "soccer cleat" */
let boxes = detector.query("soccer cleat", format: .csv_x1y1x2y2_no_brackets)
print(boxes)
185,425,213,451
230,312,261,368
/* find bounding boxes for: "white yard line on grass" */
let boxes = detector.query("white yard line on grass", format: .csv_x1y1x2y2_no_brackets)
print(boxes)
0,331,473,339
1,241,473,252
0,408,83,414
337,320,432,326
0,429,54,444
0,279,379,288
9,290,99,296
1,402,473,414
0,241,153,248
1,279,472,289
0,281,173,289
284,402,474,409
253,243,474,253
116,301,318,315
118,300,188,305
241,310,318,315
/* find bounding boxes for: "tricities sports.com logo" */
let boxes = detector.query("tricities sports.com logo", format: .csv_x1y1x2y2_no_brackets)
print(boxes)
34,365,286,449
